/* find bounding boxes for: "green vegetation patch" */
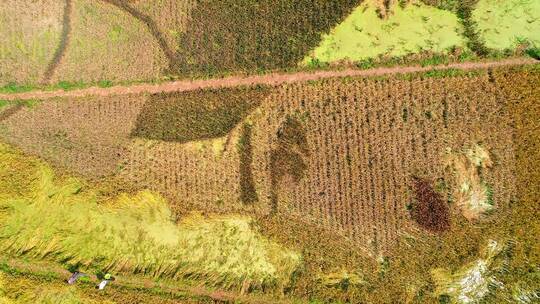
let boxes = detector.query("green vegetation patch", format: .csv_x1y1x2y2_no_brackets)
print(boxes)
472,0,540,51
132,86,269,143
0,143,301,290
303,1,466,64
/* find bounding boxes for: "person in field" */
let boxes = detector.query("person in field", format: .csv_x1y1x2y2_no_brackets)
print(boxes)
67,271,86,284
96,273,115,290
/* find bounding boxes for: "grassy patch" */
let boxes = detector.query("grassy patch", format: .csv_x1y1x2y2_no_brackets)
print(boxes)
0,272,98,304
0,80,115,94
526,47,540,60
302,1,466,64
0,143,301,291
473,0,540,51
97,80,114,88
0,83,36,94
132,86,269,143
56,81,87,91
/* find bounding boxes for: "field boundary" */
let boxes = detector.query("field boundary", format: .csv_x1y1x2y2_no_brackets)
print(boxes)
0,57,537,101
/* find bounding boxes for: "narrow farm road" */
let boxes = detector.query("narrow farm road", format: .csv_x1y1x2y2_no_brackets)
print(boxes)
1,57,537,101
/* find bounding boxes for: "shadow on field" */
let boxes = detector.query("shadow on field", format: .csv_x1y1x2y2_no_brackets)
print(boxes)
42,0,73,83
131,86,270,143
100,0,178,67
173,0,360,75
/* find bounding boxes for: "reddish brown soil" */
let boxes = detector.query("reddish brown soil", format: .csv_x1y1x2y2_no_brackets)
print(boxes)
0,58,535,101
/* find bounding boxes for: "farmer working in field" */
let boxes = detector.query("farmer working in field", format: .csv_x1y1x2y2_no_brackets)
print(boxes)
96,273,115,290
67,271,87,284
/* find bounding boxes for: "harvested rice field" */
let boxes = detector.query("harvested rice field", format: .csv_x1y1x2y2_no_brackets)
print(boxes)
0,1,539,303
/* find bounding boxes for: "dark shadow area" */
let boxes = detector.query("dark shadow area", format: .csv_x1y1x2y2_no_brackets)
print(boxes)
174,0,360,76
410,176,450,233
131,86,269,143
42,0,73,83
238,123,258,204
269,116,310,214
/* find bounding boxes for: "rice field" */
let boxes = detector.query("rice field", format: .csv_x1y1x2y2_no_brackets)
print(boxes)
0,143,301,292
0,0,539,302
1,0,538,88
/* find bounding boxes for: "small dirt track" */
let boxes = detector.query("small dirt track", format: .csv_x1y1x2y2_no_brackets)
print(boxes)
0,57,537,101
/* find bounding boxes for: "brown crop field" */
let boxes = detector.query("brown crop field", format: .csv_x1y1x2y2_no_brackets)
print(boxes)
49,0,170,84
0,0,64,85
174,0,359,76
0,0,360,86
248,70,518,253
0,64,538,302
0,67,528,255
0,0,195,86
2,0,540,302
0,94,145,178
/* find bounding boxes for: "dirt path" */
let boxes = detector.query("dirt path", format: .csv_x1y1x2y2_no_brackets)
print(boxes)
3,258,291,304
1,57,537,101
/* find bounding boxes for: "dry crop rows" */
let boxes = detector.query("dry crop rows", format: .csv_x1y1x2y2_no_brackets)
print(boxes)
1,0,359,84
0,0,195,85
249,72,517,253
0,95,145,177
130,0,197,54
50,0,169,84
0,69,527,253
118,138,246,214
